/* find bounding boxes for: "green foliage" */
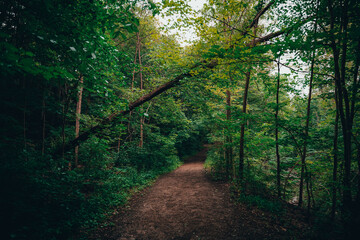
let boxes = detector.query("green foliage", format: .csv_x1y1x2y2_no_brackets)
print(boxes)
204,147,227,181
1,133,182,239
116,138,181,172
0,0,195,239
1,0,360,239
237,194,284,216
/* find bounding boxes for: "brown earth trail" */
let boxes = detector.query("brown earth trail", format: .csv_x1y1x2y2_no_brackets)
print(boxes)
92,147,308,240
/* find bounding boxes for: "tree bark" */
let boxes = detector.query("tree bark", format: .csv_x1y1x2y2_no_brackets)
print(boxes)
239,18,258,182
339,0,352,209
225,89,232,179
138,32,143,90
298,50,315,207
117,128,122,153
138,32,144,148
239,70,250,181
248,1,275,29
132,38,138,90
74,75,84,167
23,79,27,154
41,91,46,155
275,58,281,198
298,6,318,206
356,146,360,206
306,165,311,217
62,84,68,162
327,0,353,210
331,98,339,220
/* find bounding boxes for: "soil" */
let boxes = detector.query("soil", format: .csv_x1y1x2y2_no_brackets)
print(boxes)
90,147,309,240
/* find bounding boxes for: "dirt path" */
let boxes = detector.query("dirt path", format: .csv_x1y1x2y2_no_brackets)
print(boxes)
93,147,308,240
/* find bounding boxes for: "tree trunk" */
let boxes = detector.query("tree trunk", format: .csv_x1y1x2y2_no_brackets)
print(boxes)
298,11,317,206
225,89,232,179
41,91,46,155
339,0,352,210
223,2,233,179
239,70,250,181
74,75,84,167
132,38,138,90
356,146,360,206
331,95,339,220
298,54,315,206
23,79,27,155
139,118,144,147
275,58,281,198
62,87,67,162
306,166,311,217
138,32,143,90
138,32,144,148
328,0,353,211
239,18,258,182
117,130,122,153
128,33,139,144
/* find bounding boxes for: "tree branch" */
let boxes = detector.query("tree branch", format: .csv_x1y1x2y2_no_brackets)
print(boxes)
54,60,218,156
274,59,335,79
248,1,275,29
252,16,314,45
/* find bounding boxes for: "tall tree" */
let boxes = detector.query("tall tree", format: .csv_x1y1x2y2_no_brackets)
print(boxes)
275,57,281,198
299,9,318,207
74,75,84,168
322,0,360,212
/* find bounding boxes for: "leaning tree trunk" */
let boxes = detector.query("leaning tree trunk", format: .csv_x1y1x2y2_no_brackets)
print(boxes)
54,60,218,156
54,3,286,158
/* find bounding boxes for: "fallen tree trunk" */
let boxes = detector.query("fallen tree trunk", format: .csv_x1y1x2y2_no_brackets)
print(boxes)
54,60,218,156
54,1,299,157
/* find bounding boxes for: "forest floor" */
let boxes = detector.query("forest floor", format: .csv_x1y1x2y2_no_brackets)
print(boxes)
90,147,310,240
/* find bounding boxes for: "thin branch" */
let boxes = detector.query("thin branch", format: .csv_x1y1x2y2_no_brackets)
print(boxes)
274,59,335,79
278,123,303,156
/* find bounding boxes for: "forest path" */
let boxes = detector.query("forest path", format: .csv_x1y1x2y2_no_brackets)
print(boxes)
93,147,307,240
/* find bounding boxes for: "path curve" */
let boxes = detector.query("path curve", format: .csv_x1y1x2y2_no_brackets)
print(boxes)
118,148,237,240
93,147,308,240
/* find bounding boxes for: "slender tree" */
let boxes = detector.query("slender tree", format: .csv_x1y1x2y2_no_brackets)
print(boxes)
74,75,84,168
275,57,281,198
299,2,318,207
239,19,258,182
325,0,360,212
331,91,339,219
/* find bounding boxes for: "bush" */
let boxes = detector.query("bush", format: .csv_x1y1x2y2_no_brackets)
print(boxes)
1,133,182,240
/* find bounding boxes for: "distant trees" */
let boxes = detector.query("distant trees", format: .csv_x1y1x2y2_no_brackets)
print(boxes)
197,0,359,237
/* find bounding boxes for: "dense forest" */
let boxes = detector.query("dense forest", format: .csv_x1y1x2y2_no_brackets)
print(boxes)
1,0,359,239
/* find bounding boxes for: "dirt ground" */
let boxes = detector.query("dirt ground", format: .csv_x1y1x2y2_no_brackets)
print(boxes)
91,147,309,240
